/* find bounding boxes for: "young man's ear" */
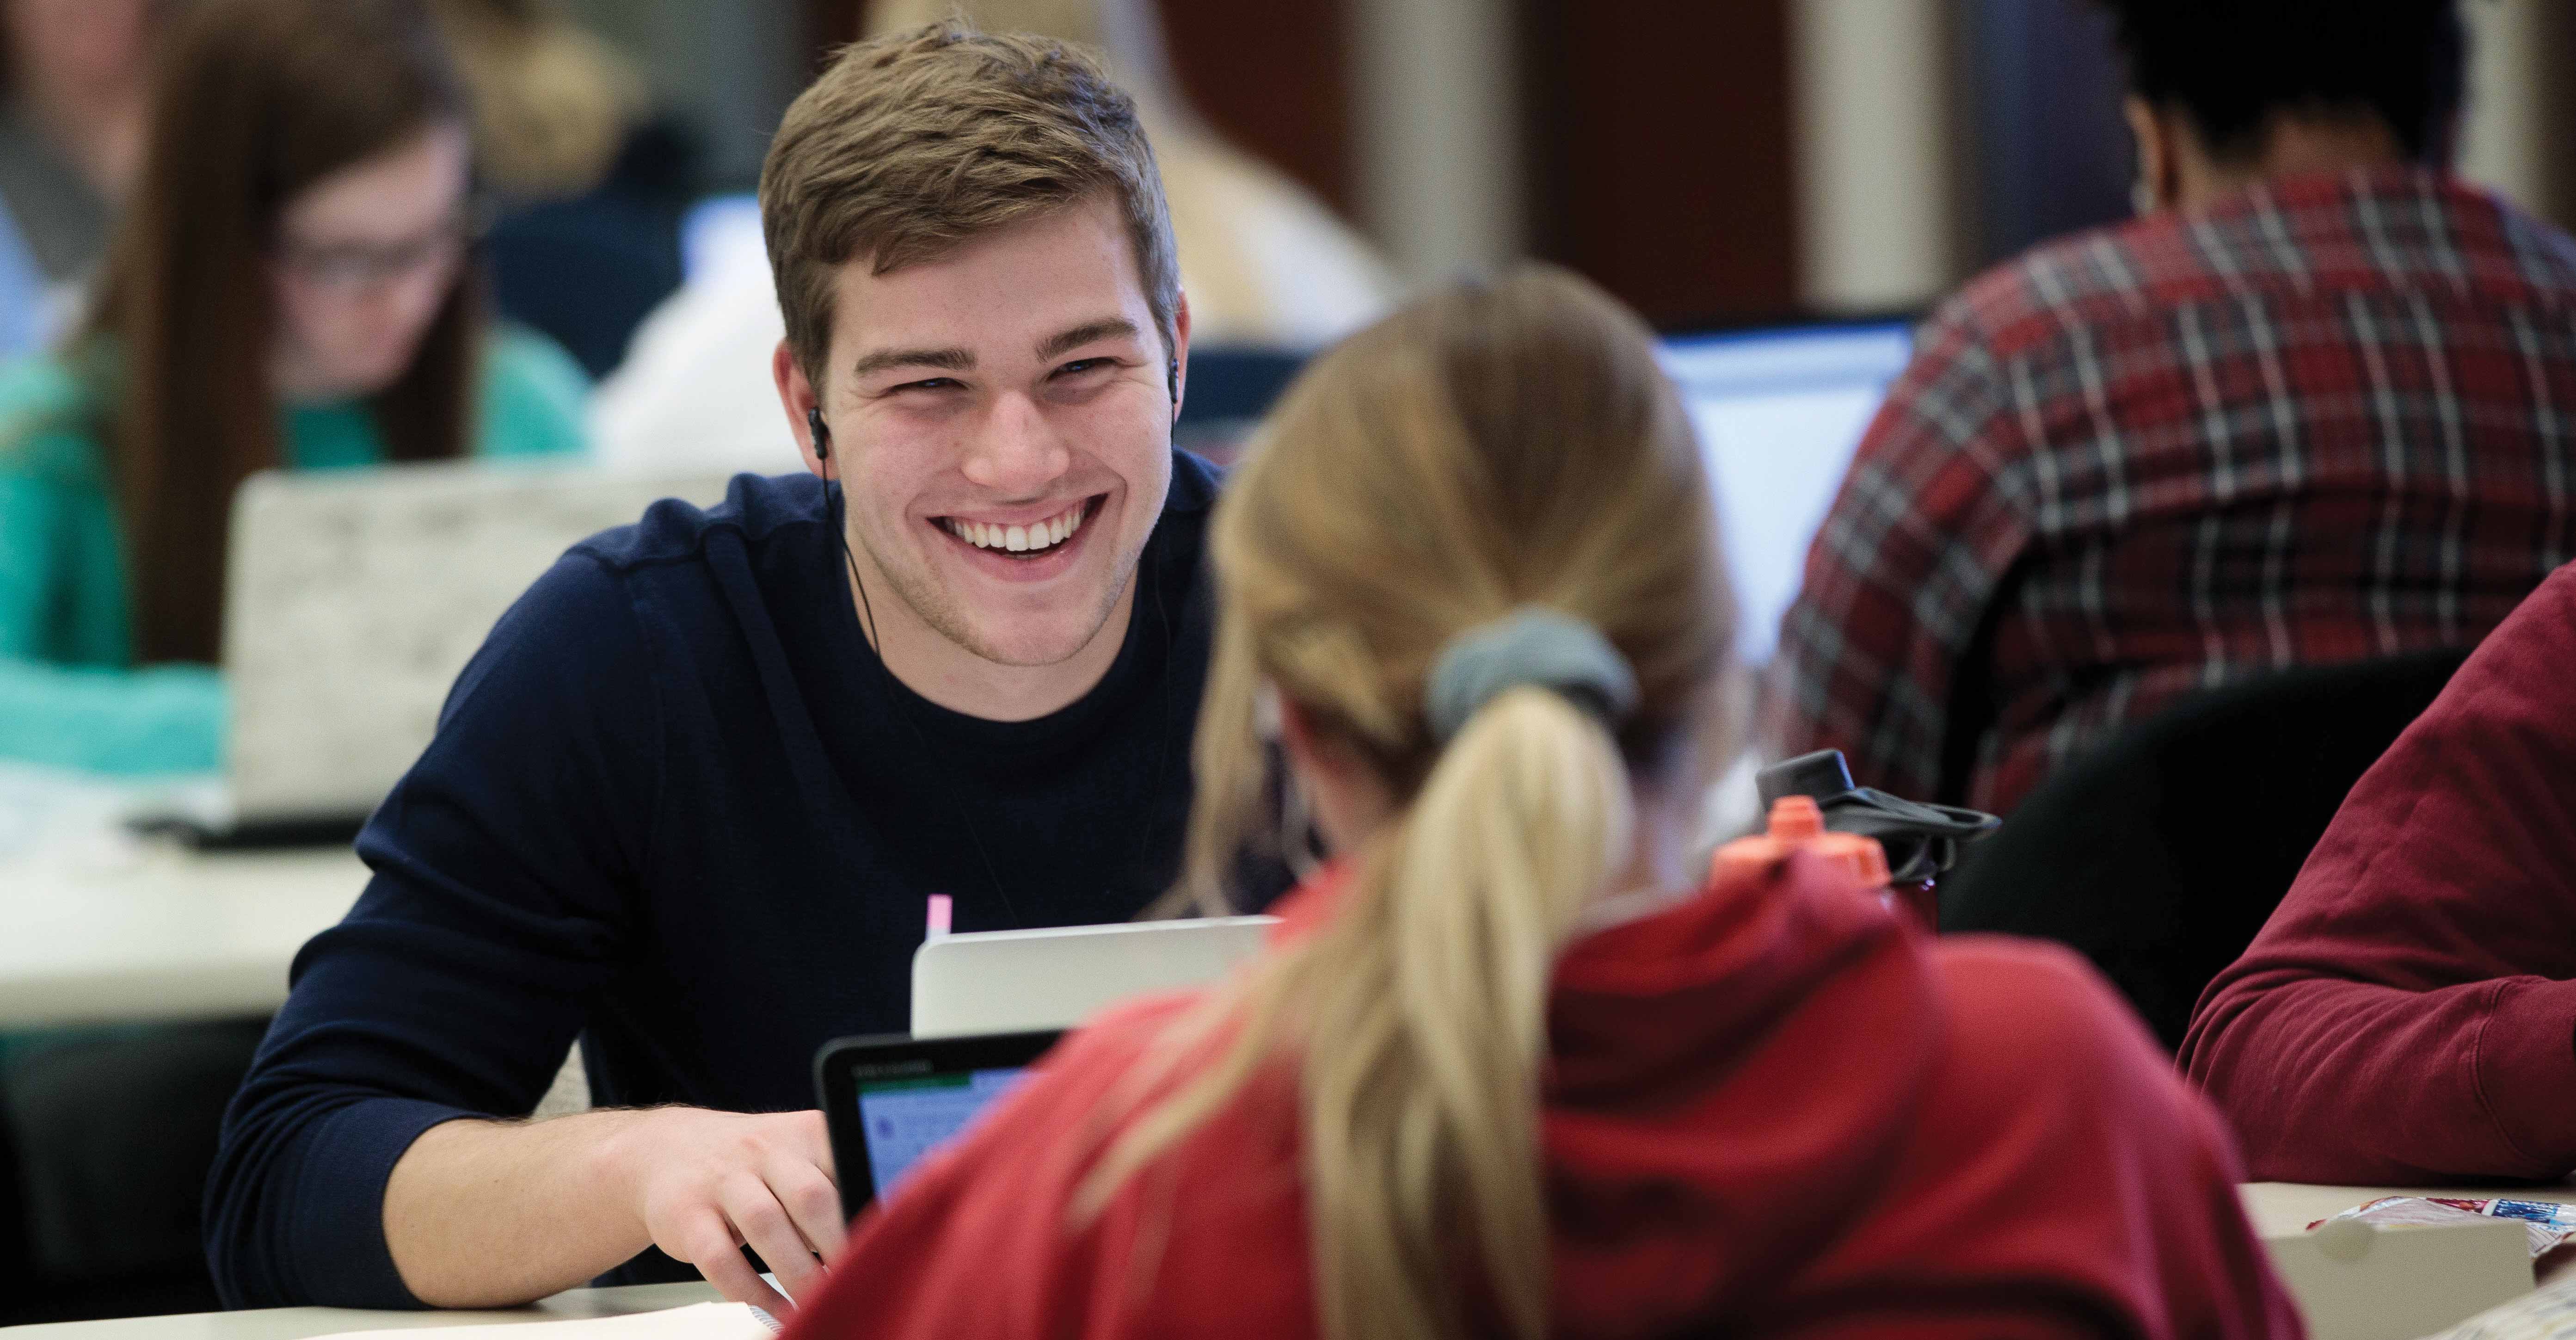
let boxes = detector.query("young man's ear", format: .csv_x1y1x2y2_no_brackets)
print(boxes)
1168,290,1192,424
774,340,829,477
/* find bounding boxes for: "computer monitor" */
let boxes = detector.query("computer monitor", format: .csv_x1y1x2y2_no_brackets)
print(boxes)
1659,319,1914,664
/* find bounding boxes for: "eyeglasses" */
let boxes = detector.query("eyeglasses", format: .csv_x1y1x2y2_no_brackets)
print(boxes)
273,207,487,293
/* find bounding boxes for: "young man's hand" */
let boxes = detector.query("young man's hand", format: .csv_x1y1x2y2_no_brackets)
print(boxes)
383,1105,847,1314
606,1108,846,1313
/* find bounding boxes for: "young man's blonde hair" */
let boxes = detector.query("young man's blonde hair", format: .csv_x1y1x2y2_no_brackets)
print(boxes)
758,20,1180,393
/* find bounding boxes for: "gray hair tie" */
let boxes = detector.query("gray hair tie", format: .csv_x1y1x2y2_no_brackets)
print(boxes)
1425,607,1640,744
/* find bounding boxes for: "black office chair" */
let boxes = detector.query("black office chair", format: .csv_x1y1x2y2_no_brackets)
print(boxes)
1937,648,2469,1050
0,1019,269,1322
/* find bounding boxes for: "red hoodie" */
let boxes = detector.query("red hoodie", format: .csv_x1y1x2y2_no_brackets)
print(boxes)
2183,563,2576,1183
788,852,2296,1339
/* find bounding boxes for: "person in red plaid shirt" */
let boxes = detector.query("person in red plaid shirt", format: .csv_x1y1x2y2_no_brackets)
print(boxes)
1771,0,2576,815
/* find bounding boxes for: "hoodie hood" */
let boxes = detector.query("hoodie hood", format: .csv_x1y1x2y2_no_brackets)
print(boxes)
1544,852,1947,1334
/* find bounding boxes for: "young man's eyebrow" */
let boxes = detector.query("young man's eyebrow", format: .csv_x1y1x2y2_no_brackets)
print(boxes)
1036,318,1141,362
847,346,976,381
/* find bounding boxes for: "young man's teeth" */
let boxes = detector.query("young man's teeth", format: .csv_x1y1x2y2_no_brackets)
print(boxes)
947,504,1085,552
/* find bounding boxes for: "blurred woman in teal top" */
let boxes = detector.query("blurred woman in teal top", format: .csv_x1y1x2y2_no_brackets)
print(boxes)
0,0,587,778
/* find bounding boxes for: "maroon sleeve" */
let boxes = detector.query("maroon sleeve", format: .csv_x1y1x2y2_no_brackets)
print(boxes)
2181,563,2576,1183
1768,299,2031,803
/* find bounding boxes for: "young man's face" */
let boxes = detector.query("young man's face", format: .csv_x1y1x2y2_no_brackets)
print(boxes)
798,194,1184,669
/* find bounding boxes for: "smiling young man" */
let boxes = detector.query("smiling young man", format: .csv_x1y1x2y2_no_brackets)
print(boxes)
206,24,1253,1316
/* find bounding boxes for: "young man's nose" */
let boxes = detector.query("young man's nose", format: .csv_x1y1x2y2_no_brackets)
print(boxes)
958,392,1072,494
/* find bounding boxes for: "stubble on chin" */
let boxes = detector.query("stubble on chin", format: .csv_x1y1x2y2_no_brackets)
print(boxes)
861,526,1143,670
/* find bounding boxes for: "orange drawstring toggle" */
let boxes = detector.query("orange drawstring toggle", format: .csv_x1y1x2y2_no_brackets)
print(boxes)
1711,795,1893,892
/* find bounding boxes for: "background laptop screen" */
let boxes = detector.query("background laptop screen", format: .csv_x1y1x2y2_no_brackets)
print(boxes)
853,1066,1033,1198
1659,320,1913,664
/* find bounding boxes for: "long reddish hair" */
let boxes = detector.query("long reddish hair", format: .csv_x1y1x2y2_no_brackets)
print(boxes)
85,0,482,665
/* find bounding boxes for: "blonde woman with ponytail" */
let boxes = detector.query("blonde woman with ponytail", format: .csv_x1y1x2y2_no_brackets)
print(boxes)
784,269,2299,1340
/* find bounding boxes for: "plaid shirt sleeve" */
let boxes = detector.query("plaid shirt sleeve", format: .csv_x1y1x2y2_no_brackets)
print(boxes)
1768,302,2034,803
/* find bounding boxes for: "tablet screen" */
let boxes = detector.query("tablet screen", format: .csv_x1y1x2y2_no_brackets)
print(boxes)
853,1066,1034,1198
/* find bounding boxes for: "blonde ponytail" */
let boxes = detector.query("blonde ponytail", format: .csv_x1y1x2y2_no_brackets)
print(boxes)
1332,686,1632,1339
1087,687,1630,1340
1080,267,1736,1340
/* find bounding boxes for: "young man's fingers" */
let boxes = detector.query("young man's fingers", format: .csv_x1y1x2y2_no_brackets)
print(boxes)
721,1179,825,1303
767,1159,849,1265
673,1210,793,1315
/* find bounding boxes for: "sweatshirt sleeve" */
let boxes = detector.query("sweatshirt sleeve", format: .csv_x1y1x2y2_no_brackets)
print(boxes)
0,445,227,775
0,653,225,774
473,328,593,462
204,549,661,1308
2181,563,2576,1183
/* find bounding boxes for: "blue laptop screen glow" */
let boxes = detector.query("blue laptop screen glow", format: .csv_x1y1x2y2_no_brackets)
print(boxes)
855,1066,1033,1198
1659,321,1912,664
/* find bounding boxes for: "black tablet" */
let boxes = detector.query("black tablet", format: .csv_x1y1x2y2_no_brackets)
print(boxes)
813,1029,1066,1223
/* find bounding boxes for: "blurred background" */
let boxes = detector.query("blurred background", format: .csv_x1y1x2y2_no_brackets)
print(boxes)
595,0,2576,326
5,0,2561,457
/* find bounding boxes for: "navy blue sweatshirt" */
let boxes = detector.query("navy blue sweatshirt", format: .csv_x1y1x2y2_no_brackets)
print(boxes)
207,454,1236,1308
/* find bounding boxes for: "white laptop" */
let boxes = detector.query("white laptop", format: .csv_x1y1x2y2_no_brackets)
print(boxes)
214,460,735,835
910,916,1278,1038
1658,317,1914,665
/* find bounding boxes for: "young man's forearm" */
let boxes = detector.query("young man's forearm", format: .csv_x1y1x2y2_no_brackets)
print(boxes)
382,1105,844,1313
382,1109,660,1309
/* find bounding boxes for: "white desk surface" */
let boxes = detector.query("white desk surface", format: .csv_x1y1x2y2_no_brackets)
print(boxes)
5,1283,723,1340
0,842,367,1027
2242,1181,2576,1237
2,1187,2560,1337
2244,1179,2576,1296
